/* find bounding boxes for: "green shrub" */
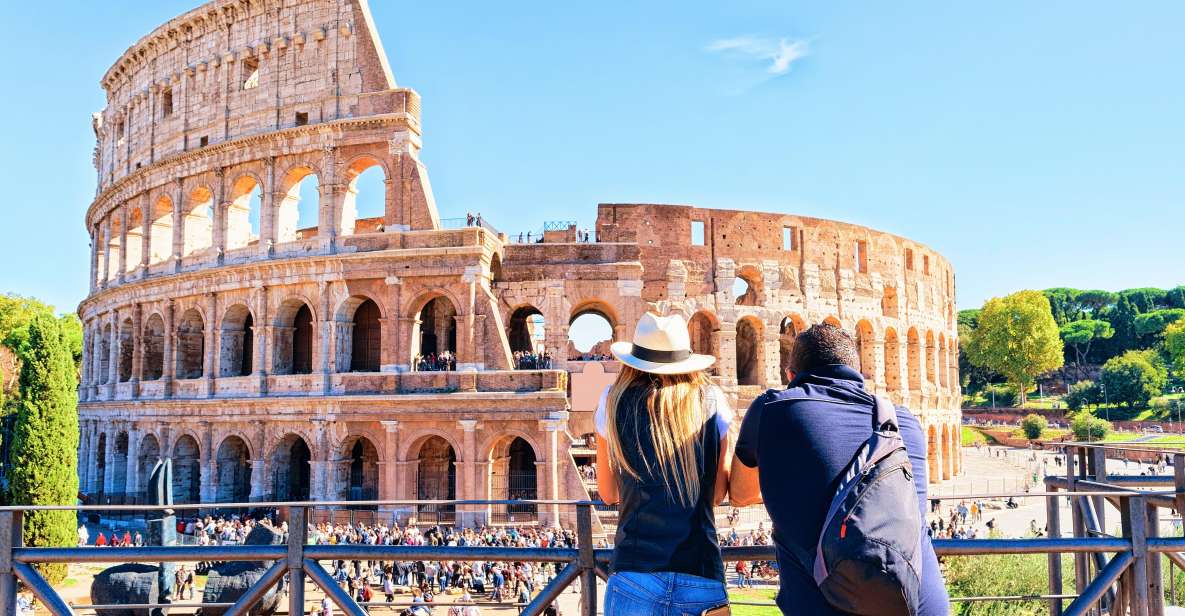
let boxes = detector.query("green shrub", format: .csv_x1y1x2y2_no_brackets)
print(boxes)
1101,350,1168,409
982,384,1018,408
1064,380,1100,412
945,552,1073,615
1020,414,1047,440
1070,412,1111,441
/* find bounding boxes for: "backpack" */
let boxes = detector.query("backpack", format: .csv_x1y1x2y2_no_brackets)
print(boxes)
786,395,923,616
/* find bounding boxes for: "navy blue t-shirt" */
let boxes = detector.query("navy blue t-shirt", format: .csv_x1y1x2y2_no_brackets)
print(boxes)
735,364,950,616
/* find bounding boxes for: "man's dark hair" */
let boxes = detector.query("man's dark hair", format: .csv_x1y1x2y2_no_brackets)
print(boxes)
788,323,859,374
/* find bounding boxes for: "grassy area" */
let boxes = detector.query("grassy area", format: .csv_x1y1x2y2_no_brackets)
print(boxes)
963,426,988,446
728,588,779,615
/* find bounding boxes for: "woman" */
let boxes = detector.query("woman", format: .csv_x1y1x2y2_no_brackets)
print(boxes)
596,312,733,616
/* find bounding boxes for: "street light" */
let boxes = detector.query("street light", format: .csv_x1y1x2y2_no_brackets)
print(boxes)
1101,383,1109,422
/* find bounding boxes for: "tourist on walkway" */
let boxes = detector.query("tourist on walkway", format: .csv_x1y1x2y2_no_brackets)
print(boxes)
596,312,732,616
729,323,950,615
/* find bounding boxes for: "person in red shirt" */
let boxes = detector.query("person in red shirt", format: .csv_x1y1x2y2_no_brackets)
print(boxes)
95,532,108,547
122,531,133,547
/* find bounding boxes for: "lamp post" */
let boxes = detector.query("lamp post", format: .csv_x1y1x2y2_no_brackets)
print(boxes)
1101,383,1109,422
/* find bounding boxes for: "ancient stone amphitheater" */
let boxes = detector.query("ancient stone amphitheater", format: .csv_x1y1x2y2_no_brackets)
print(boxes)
78,0,962,527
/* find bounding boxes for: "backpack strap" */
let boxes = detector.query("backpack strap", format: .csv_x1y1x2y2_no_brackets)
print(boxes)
873,395,901,433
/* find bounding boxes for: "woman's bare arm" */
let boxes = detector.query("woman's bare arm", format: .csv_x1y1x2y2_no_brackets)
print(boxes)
713,434,731,506
595,434,620,505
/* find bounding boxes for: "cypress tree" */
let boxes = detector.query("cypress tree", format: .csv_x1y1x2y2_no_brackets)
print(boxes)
8,313,78,584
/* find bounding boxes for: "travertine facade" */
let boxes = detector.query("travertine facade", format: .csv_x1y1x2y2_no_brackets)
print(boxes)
78,0,961,527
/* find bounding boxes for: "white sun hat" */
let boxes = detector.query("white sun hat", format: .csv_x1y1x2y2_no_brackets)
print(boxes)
610,312,717,375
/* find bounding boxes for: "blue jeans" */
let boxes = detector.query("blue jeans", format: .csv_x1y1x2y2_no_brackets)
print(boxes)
605,571,728,616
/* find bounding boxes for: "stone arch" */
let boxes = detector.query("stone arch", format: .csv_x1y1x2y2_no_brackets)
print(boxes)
938,333,949,389
225,173,263,250
276,164,320,243
171,434,201,504
182,185,214,257
106,214,123,282
855,320,876,381
117,317,135,382
219,303,255,377
175,308,205,379
215,435,252,503
568,301,618,360
99,323,113,384
883,327,902,392
334,434,380,504
488,434,539,522
148,195,173,264
136,433,161,500
508,305,546,355
273,298,315,375
411,294,458,368
335,295,383,373
688,310,720,374
269,433,312,501
778,313,806,384
822,315,842,329
941,424,954,481
125,207,144,272
925,330,938,387
410,434,458,521
112,431,129,498
733,265,763,306
735,316,764,386
142,313,165,381
340,155,389,236
907,327,922,391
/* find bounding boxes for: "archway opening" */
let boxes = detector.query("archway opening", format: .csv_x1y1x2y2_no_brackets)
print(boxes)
125,208,144,272
414,297,457,371
216,436,252,504
350,299,382,372
148,196,173,265
509,306,548,368
106,217,122,282
491,437,538,522
271,435,311,501
856,320,876,382
225,176,263,250
415,436,457,523
925,331,938,388
117,318,135,382
95,433,108,498
175,309,205,379
171,435,201,505
733,267,762,306
277,167,320,243
569,308,614,361
182,186,214,257
736,317,763,386
136,434,160,502
778,315,805,385
342,160,387,235
112,432,129,500
274,300,314,375
338,436,379,507
99,325,112,384
220,304,254,377
142,314,165,381
907,328,922,391
688,311,720,375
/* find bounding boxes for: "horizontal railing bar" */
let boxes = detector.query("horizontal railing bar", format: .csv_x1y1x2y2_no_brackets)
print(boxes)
305,545,585,563
14,545,285,563
931,490,1160,500
72,604,234,609
950,594,1079,603
0,499,601,512
933,538,1131,555
1145,538,1185,552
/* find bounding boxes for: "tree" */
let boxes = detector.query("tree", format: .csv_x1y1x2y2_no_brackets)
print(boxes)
1020,414,1047,440
7,314,78,584
1059,319,1114,378
966,291,1064,405
1070,412,1111,442
1100,350,1168,410
1065,380,1101,412
1167,321,1185,373
1134,309,1185,338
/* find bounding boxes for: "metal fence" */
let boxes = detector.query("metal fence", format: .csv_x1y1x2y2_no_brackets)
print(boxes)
5,446,1185,616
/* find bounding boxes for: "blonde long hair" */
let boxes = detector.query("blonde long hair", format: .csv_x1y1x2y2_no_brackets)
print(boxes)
603,365,711,506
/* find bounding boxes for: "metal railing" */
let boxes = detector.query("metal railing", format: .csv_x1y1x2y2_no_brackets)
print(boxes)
5,449,1185,616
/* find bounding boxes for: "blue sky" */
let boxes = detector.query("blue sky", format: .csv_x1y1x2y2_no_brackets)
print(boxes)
1,1,1182,318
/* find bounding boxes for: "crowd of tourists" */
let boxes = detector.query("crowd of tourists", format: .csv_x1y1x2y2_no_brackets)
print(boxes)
413,351,456,372
513,229,594,244
569,353,610,362
512,350,553,370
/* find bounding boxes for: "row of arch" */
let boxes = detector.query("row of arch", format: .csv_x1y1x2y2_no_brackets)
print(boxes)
87,429,539,510
927,422,962,481
86,293,459,386
93,156,389,287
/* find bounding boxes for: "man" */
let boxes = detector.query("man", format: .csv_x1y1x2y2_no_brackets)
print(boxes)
730,323,949,615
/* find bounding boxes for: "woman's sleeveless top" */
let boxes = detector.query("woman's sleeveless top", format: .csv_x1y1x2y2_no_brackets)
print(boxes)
608,384,725,582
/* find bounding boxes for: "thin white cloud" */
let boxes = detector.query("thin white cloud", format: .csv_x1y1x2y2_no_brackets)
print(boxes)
707,35,810,76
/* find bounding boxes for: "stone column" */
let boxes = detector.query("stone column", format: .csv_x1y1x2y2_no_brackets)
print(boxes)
125,428,141,501
870,340,886,395
116,207,128,283
212,168,227,264
162,300,176,398
249,456,269,501
199,423,215,504
458,420,480,527
540,419,563,526
318,146,339,250
382,177,399,230
318,283,332,393
170,179,184,272
107,309,121,392
102,430,116,498
717,323,738,383
259,157,276,258
139,193,151,275
130,304,143,397
100,221,112,288
90,229,100,293
205,292,218,397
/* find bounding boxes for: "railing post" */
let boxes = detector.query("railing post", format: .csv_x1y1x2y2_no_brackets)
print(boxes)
1173,453,1185,518
1127,495,1150,616
1147,502,1164,616
1068,447,1088,596
577,503,597,616
288,506,307,616
1046,490,1064,616
1090,447,1108,532
0,511,21,616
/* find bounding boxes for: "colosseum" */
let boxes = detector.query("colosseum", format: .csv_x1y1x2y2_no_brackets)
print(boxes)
76,0,962,528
